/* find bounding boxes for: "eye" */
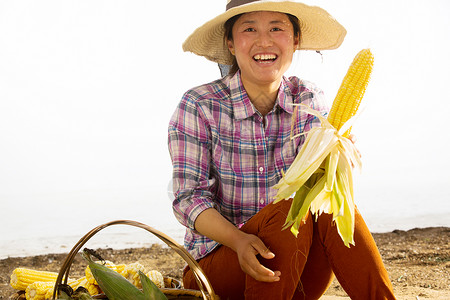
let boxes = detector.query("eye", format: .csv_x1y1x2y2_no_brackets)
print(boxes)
271,27,283,32
243,27,256,32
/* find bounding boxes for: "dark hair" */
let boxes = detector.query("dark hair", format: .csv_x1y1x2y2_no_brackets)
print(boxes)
223,13,301,76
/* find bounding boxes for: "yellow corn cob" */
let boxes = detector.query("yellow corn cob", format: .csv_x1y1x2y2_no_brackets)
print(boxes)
115,263,127,274
45,285,56,299
25,281,53,300
145,270,165,288
120,262,146,288
68,276,88,290
274,49,374,247
10,268,58,291
328,48,374,137
76,277,101,295
85,260,117,285
44,276,91,299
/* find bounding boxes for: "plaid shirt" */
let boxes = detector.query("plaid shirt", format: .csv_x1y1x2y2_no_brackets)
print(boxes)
168,71,328,260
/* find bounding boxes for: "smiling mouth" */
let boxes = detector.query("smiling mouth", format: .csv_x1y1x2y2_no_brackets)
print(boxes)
253,54,277,63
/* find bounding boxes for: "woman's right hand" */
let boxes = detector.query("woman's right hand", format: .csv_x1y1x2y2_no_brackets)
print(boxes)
195,208,281,282
233,231,281,282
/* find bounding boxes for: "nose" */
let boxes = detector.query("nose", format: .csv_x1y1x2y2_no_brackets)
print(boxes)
256,31,273,48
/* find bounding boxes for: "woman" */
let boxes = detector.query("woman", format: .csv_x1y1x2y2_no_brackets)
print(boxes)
168,1,396,299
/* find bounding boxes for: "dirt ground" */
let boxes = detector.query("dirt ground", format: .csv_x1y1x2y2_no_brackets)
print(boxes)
1,227,448,299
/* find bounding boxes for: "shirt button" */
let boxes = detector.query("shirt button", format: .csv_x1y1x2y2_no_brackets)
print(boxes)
259,167,264,173
260,198,265,204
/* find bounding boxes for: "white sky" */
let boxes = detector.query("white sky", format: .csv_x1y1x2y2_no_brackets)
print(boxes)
0,0,449,242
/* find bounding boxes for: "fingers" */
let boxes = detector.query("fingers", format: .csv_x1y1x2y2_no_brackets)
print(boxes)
252,239,275,260
241,250,281,282
348,133,362,159
348,133,357,144
235,234,281,282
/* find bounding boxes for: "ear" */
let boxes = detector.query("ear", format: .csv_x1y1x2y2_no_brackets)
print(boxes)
227,39,235,56
293,34,300,50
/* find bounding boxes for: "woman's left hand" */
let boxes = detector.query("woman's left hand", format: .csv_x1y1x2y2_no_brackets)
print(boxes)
348,134,361,159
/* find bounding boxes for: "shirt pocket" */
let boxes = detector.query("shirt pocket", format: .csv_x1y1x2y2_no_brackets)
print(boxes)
275,133,300,176
212,134,257,177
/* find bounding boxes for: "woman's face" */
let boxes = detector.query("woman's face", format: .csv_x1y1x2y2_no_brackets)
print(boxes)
227,11,299,87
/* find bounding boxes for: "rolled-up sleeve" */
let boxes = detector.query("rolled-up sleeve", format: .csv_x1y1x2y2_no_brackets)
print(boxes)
168,92,218,231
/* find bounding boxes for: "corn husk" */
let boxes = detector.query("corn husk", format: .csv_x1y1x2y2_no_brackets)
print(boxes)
273,105,362,247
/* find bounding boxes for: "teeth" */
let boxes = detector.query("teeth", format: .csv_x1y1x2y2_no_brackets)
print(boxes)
254,54,277,61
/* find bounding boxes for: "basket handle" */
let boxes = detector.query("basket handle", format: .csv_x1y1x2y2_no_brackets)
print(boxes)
52,220,218,300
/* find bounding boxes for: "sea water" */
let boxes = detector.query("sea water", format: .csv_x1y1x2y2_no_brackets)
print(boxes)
1,179,449,259
0,186,184,259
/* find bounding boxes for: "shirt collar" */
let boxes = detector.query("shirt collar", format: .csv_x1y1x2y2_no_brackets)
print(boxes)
229,71,257,120
277,77,295,114
228,72,295,120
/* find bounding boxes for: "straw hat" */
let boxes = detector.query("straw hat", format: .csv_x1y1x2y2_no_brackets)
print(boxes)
182,0,346,65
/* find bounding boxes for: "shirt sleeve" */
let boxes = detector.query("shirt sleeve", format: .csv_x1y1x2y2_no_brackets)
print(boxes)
168,91,218,231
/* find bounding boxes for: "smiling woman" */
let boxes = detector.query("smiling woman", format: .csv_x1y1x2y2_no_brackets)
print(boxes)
225,12,299,115
169,0,396,299
224,12,301,76
0,1,448,298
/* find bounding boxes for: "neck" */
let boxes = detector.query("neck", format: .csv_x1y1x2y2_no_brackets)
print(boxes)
241,76,281,116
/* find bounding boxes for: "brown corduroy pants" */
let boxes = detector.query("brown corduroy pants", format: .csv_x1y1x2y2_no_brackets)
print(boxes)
183,199,396,300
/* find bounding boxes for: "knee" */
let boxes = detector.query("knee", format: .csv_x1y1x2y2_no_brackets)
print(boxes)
271,200,314,239
241,199,314,251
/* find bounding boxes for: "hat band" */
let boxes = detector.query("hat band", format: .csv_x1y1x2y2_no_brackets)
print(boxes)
226,0,260,11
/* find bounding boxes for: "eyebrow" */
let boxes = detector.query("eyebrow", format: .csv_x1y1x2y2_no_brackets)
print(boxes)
240,20,288,25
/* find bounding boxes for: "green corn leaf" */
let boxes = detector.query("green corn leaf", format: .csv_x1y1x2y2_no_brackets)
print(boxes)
330,178,344,218
283,183,310,229
82,250,146,300
289,174,327,236
72,287,94,300
325,147,340,192
140,271,168,300
56,290,72,300
334,152,356,247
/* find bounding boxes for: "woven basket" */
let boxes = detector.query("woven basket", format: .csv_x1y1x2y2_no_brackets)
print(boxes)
52,220,218,300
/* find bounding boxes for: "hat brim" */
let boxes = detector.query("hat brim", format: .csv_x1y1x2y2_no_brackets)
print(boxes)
182,1,347,65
